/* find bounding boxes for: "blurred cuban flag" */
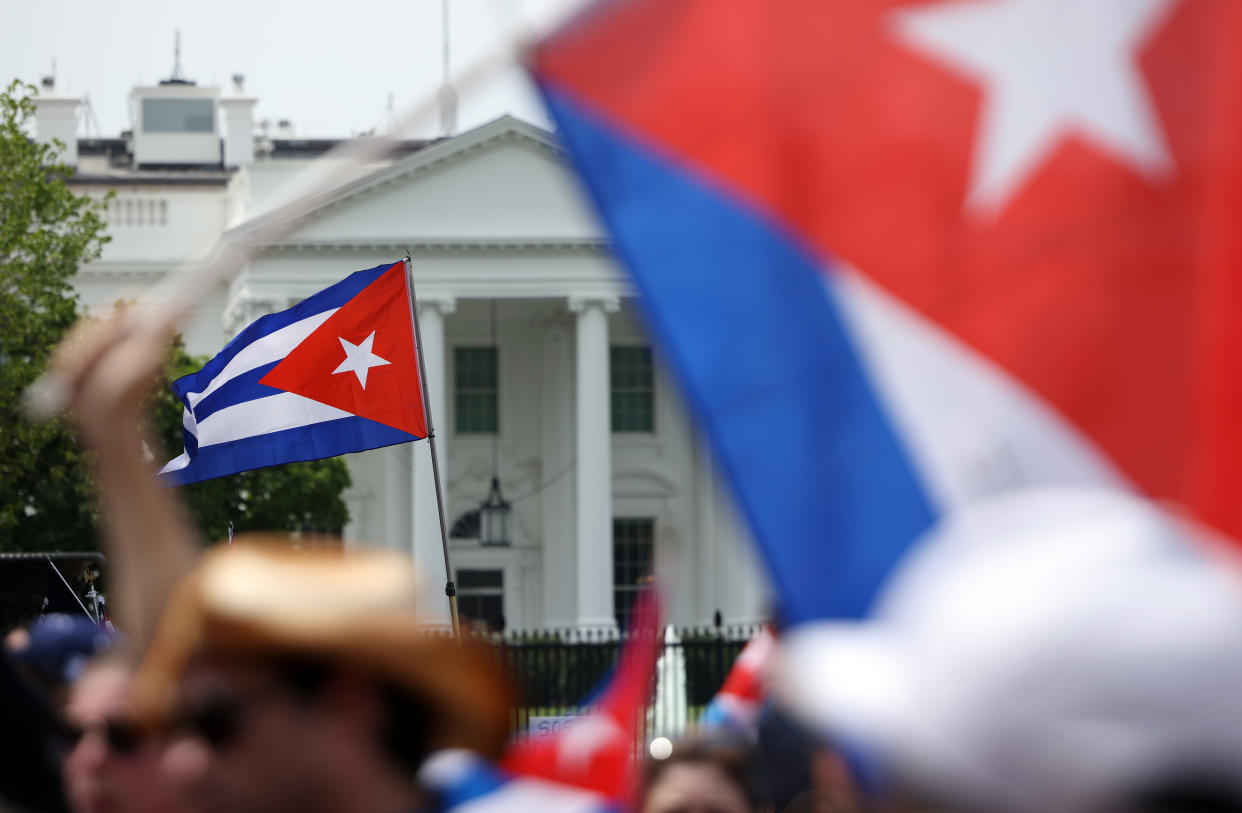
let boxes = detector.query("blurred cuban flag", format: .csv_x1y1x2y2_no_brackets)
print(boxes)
529,0,1242,622
530,3,1242,807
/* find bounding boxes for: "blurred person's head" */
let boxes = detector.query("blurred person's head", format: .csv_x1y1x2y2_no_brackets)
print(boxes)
754,706,860,813
134,543,513,813
641,733,763,813
777,489,1242,813
62,658,176,813
9,614,115,705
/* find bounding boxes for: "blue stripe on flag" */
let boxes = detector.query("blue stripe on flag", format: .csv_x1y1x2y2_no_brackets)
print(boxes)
171,262,396,400
540,85,936,622
190,361,283,424
182,416,198,457
160,414,417,486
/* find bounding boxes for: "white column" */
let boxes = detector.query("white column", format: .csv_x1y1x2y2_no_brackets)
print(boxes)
385,444,411,553
412,294,456,626
569,295,620,630
540,323,576,627
693,436,720,625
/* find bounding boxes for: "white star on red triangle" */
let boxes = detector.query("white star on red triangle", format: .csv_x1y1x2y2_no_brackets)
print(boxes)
332,331,391,389
892,0,1177,216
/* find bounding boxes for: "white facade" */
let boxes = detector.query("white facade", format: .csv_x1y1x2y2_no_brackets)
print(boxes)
47,83,769,631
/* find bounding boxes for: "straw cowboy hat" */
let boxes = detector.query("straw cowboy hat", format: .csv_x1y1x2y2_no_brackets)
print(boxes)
135,542,515,758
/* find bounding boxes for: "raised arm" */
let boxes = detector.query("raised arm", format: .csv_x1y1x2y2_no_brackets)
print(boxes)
50,312,199,657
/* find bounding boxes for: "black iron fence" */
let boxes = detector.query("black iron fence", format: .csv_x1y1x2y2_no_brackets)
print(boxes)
496,624,764,739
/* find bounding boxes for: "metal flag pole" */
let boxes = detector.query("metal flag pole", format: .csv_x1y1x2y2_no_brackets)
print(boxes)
45,557,95,622
403,254,462,641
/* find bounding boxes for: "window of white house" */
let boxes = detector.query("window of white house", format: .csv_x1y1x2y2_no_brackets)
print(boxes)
455,346,498,434
611,346,655,433
613,518,655,629
142,99,215,132
457,568,504,633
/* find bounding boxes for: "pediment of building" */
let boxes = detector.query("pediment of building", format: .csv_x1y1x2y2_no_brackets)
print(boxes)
232,115,605,249
614,469,680,499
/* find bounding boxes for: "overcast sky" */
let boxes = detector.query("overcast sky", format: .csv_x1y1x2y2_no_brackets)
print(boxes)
0,0,587,139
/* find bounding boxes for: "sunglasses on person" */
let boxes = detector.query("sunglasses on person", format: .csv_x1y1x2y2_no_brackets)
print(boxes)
167,683,288,751
62,716,147,756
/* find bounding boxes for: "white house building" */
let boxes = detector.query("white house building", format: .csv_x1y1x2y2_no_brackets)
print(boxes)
33,75,770,632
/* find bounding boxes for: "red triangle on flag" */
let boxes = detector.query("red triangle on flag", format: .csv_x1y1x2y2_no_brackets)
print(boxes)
260,262,428,438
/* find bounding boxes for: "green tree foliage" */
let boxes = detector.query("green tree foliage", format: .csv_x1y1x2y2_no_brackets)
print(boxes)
148,339,353,547
0,80,110,551
0,78,351,556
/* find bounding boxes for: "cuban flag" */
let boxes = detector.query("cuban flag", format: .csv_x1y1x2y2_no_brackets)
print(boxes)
698,628,774,739
531,0,1242,624
159,261,427,485
502,590,662,807
421,593,662,813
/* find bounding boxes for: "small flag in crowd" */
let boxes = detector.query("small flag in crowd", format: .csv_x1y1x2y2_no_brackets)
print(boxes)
502,591,663,807
421,592,661,813
699,628,774,739
159,261,427,485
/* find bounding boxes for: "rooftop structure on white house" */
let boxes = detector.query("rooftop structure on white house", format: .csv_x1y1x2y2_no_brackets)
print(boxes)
30,72,770,634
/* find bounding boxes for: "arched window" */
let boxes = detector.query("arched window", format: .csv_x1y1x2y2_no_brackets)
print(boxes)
449,509,480,539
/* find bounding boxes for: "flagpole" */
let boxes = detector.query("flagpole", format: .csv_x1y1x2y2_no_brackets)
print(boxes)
404,255,462,641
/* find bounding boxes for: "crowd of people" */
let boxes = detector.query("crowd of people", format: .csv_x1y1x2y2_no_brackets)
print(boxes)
2,614,866,813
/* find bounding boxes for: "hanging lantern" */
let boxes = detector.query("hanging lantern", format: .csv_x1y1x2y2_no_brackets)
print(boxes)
479,476,511,546
477,298,511,546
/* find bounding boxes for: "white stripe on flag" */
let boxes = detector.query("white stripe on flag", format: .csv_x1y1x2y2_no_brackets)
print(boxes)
159,451,191,475
831,268,1129,512
187,308,338,407
192,392,354,449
